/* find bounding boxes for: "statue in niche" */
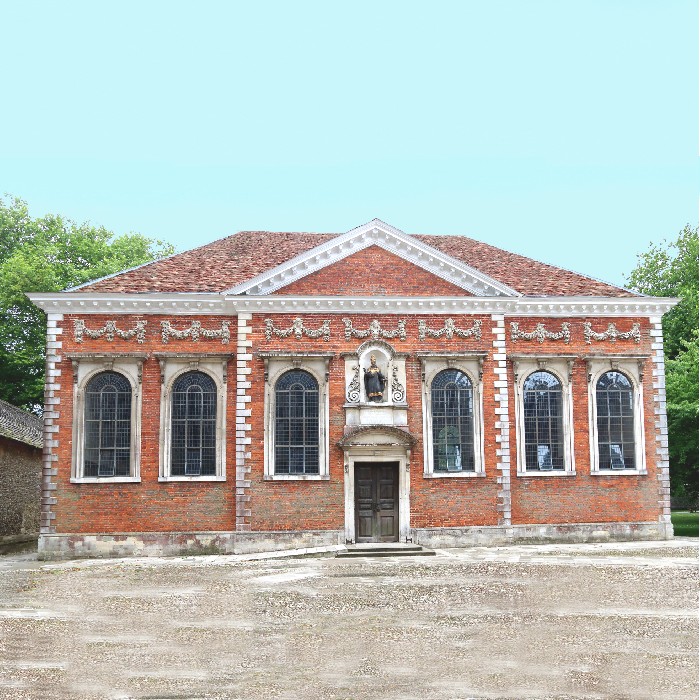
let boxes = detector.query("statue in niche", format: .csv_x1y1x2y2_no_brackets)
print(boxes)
363,354,387,402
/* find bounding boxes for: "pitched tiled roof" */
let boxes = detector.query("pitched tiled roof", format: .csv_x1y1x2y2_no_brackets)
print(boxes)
0,399,43,449
73,230,636,297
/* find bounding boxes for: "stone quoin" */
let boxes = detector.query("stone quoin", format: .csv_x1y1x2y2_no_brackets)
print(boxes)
27,219,678,559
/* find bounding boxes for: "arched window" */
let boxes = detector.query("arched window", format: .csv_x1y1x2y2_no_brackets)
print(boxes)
171,371,217,476
431,369,475,472
275,370,319,475
84,371,132,477
596,371,635,470
523,371,565,470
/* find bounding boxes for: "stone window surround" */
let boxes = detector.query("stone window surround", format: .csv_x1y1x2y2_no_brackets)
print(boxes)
586,355,648,476
156,353,232,482
418,353,488,478
511,355,577,477
68,353,145,484
259,352,333,481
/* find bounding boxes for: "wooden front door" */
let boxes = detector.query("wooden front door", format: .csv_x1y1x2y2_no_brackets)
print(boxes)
355,462,399,543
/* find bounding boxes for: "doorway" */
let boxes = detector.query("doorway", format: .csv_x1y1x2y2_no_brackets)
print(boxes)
354,462,400,543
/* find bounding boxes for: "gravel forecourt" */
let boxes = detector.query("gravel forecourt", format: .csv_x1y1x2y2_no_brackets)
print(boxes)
0,540,697,700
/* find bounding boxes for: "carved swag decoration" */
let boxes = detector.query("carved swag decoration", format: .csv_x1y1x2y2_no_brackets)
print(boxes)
342,318,406,341
74,319,147,344
418,318,482,341
584,322,641,344
160,320,231,344
264,317,331,342
510,322,571,344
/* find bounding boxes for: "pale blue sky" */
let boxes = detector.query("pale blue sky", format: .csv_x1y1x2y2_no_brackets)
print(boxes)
1,0,697,286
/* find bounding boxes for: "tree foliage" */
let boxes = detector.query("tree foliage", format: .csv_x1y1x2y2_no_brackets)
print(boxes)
627,224,699,360
627,225,699,504
0,196,174,412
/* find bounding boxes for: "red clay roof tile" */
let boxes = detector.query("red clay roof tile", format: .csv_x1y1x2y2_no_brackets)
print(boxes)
73,230,637,297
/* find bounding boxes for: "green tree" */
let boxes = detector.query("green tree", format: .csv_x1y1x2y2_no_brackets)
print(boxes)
0,196,174,412
627,225,699,505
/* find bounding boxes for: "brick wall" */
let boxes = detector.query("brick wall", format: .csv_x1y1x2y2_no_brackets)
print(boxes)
249,313,496,531
50,310,663,536
505,316,659,524
54,314,236,534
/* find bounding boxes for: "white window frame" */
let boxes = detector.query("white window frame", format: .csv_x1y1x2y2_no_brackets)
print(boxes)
419,354,487,478
587,356,647,476
262,353,332,481
512,355,576,477
157,355,230,482
69,354,145,484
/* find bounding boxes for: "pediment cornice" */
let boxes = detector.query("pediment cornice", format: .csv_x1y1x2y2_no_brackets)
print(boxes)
224,219,520,298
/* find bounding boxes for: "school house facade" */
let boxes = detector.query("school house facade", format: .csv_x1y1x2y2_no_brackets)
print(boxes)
28,220,677,559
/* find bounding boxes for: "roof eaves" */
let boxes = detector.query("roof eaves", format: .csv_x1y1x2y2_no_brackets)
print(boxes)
0,400,43,449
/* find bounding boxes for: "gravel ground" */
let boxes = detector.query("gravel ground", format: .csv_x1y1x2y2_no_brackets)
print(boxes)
0,540,697,700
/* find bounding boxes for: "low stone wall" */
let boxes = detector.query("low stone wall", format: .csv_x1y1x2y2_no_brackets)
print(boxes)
40,522,673,560
233,530,344,554
0,437,41,537
38,529,345,560
413,521,672,549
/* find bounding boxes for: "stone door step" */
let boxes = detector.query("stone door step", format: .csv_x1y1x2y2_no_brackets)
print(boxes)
336,544,435,558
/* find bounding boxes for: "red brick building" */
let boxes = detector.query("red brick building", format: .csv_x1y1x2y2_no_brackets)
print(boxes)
28,220,677,558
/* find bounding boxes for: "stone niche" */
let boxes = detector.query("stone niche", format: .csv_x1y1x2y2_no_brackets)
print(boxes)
343,340,408,428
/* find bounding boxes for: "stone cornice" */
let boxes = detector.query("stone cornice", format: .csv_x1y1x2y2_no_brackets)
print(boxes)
26,293,679,317
223,219,520,298
27,292,229,314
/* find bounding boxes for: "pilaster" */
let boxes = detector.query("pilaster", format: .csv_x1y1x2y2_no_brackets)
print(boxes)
650,317,672,536
235,314,253,531
40,314,63,535
492,314,511,526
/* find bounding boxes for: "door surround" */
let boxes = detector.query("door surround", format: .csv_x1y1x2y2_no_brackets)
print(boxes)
338,426,414,544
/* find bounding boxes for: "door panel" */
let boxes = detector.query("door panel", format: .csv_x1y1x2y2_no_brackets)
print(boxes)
354,462,399,543
355,465,375,540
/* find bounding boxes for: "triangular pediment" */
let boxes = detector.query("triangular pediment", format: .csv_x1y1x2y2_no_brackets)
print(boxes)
224,219,520,297
274,245,477,296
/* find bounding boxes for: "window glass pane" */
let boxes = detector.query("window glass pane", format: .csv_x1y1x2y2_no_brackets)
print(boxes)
171,371,217,476
522,371,564,470
84,372,131,478
274,370,319,474
596,371,635,470
431,370,475,472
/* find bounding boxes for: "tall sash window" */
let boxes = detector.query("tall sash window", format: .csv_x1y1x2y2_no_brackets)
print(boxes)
274,370,319,475
84,372,132,478
430,369,475,472
171,371,217,476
